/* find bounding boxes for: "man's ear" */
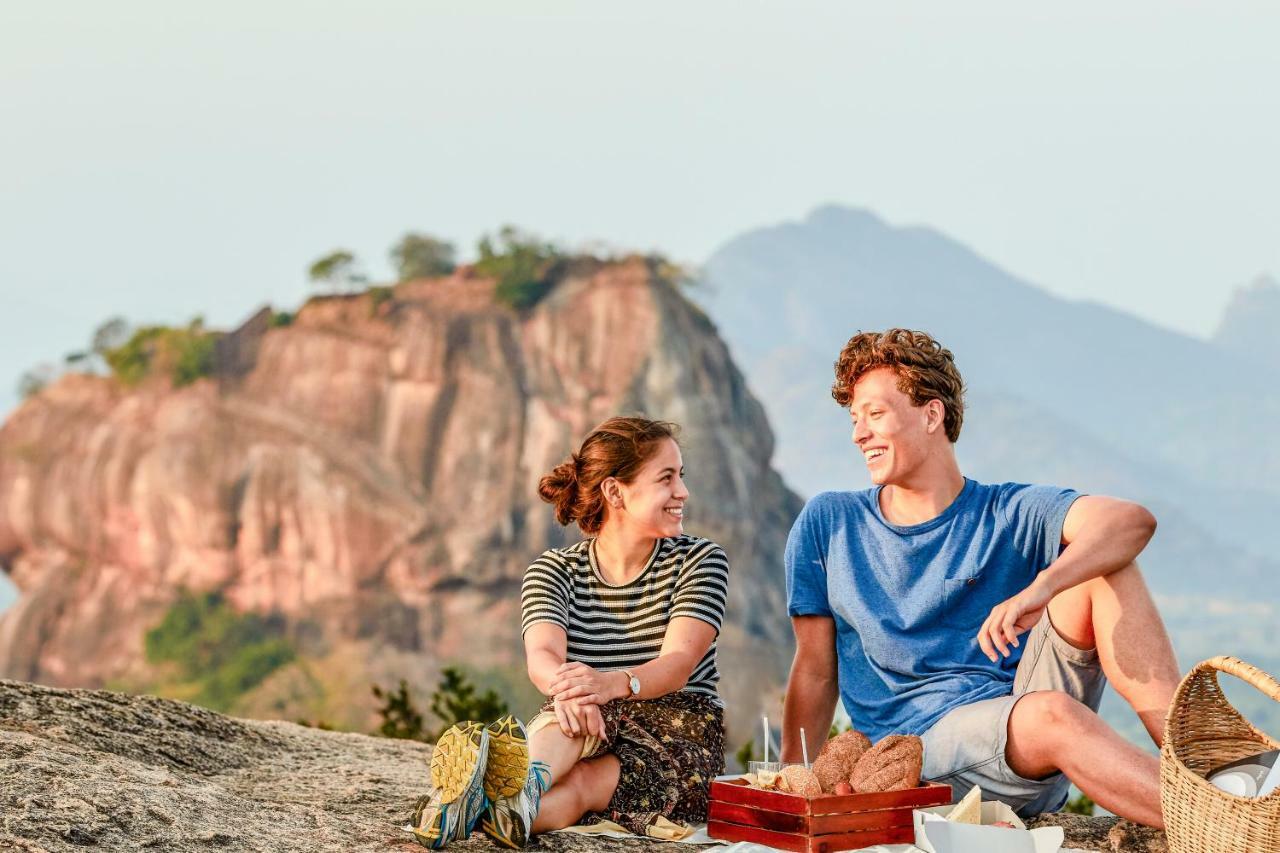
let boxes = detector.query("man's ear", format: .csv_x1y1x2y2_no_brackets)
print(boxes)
925,399,945,434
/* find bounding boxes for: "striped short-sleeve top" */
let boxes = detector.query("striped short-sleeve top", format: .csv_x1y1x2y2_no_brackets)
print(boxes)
520,535,730,703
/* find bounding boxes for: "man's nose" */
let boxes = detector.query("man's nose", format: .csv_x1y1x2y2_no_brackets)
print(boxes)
852,420,870,445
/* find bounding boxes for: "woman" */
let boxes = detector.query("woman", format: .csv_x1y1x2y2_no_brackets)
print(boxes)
417,416,729,849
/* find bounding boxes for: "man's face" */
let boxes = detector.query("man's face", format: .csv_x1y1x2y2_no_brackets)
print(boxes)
848,367,937,486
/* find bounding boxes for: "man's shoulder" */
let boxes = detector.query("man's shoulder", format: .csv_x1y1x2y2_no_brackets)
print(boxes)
804,489,875,515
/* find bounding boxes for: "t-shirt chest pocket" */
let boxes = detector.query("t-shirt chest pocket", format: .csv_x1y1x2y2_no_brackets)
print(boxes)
937,572,986,631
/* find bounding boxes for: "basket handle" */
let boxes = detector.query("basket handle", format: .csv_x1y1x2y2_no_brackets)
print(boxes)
1199,655,1280,702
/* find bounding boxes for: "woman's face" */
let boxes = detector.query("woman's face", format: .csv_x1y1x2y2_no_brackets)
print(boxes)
608,438,689,538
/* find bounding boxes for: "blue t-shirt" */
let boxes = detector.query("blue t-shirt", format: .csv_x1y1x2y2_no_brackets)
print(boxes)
785,478,1080,741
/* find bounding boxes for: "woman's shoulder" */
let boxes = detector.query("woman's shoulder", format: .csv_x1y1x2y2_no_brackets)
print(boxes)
527,540,591,573
665,535,728,564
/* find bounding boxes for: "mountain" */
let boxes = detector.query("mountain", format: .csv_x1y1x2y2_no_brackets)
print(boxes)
1213,273,1280,372
0,258,803,742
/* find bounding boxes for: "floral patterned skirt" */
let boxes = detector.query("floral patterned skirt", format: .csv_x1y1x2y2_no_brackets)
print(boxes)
533,690,725,835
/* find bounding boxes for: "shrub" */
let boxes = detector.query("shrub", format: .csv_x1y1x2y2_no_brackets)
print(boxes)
103,319,217,387
390,233,456,280
474,225,562,311
144,590,295,712
371,666,510,742
308,250,367,293
269,310,294,328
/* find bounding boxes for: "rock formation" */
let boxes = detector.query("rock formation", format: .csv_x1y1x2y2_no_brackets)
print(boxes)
0,679,1166,852
0,258,801,742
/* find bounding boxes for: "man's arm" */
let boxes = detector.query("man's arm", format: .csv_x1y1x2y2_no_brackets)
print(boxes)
977,495,1156,660
781,615,840,764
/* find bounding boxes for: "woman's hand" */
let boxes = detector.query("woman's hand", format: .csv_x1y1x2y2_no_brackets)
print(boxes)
549,661,624,705
552,695,607,740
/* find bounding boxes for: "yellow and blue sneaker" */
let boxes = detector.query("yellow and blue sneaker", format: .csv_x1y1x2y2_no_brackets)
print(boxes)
483,715,531,802
480,755,551,849
407,721,491,848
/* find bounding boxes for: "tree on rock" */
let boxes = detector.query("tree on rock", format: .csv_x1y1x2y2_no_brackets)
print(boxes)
308,250,367,293
390,233,456,281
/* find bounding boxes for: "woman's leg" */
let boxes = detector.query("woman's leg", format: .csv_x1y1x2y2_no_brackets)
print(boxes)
531,755,622,833
528,722,590,786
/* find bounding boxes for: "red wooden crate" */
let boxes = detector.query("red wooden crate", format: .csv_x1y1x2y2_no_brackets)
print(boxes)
707,777,951,852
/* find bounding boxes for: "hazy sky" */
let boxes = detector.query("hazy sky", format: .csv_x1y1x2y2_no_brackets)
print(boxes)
2,2,1279,416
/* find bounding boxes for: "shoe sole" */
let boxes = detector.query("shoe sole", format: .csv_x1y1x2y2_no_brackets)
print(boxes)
484,715,531,801
430,722,488,804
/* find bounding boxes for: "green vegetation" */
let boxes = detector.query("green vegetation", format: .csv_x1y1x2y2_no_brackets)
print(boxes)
102,318,217,387
308,249,367,293
474,225,562,311
367,285,394,316
1064,790,1096,816
372,665,510,742
734,740,758,772
144,590,295,712
16,364,57,400
390,232,456,280
371,679,426,740
269,310,294,328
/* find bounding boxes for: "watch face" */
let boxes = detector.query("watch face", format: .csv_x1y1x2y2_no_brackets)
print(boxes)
629,676,641,695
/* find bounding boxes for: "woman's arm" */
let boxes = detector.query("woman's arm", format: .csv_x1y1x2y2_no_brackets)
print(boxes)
524,622,569,696
525,622,607,738
550,615,717,703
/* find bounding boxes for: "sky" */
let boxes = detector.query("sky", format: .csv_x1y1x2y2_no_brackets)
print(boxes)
1,1,1279,418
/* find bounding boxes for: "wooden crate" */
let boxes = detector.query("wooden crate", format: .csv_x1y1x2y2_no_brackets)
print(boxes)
707,777,952,852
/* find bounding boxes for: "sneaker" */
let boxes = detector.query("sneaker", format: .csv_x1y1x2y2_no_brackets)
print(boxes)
410,721,491,848
483,715,531,802
480,759,551,849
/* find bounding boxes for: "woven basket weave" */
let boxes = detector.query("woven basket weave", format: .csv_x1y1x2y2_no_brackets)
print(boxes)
1160,656,1280,852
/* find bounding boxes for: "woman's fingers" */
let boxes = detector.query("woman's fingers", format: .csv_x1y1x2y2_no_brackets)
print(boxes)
553,700,573,737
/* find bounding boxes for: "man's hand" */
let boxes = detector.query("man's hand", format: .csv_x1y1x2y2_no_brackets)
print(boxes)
976,580,1053,662
551,695,607,739
549,661,625,706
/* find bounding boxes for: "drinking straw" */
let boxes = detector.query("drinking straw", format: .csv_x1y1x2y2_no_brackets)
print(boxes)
800,728,810,769
762,715,770,764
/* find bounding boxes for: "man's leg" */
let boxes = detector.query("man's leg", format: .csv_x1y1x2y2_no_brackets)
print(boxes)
1045,560,1180,746
1006,691,1163,827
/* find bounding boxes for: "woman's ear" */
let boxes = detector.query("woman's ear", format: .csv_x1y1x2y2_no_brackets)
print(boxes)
601,477,625,510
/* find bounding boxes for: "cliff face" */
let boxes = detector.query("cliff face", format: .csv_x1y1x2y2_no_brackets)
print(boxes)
0,259,802,741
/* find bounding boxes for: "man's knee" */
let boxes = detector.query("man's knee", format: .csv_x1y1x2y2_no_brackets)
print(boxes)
1007,690,1098,774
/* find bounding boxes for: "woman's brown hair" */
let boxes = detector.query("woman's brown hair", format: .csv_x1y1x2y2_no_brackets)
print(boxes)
831,329,966,442
538,416,679,534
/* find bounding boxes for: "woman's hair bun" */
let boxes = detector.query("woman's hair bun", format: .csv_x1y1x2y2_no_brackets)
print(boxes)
537,455,581,525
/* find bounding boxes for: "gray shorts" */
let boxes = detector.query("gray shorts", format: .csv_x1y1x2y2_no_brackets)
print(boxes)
920,612,1107,817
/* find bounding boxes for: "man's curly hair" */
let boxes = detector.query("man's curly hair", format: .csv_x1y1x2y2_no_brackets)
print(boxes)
831,329,966,443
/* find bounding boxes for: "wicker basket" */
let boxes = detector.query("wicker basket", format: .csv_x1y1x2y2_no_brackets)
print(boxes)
1161,656,1280,852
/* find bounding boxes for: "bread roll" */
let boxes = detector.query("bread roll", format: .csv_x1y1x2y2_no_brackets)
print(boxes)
849,735,923,793
812,730,872,793
780,765,823,798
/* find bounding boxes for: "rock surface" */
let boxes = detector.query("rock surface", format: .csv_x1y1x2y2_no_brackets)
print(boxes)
0,259,802,739
1,680,1166,852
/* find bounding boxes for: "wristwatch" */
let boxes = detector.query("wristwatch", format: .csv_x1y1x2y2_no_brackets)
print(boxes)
622,669,641,699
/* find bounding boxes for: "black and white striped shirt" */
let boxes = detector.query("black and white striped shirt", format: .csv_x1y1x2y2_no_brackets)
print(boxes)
521,535,730,702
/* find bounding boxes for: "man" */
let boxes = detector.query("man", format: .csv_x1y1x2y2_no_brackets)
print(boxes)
780,329,1180,827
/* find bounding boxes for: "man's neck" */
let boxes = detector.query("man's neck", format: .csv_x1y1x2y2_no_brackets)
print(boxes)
878,462,966,526
593,525,657,585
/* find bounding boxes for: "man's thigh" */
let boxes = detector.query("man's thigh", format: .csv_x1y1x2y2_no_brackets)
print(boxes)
921,612,1108,816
